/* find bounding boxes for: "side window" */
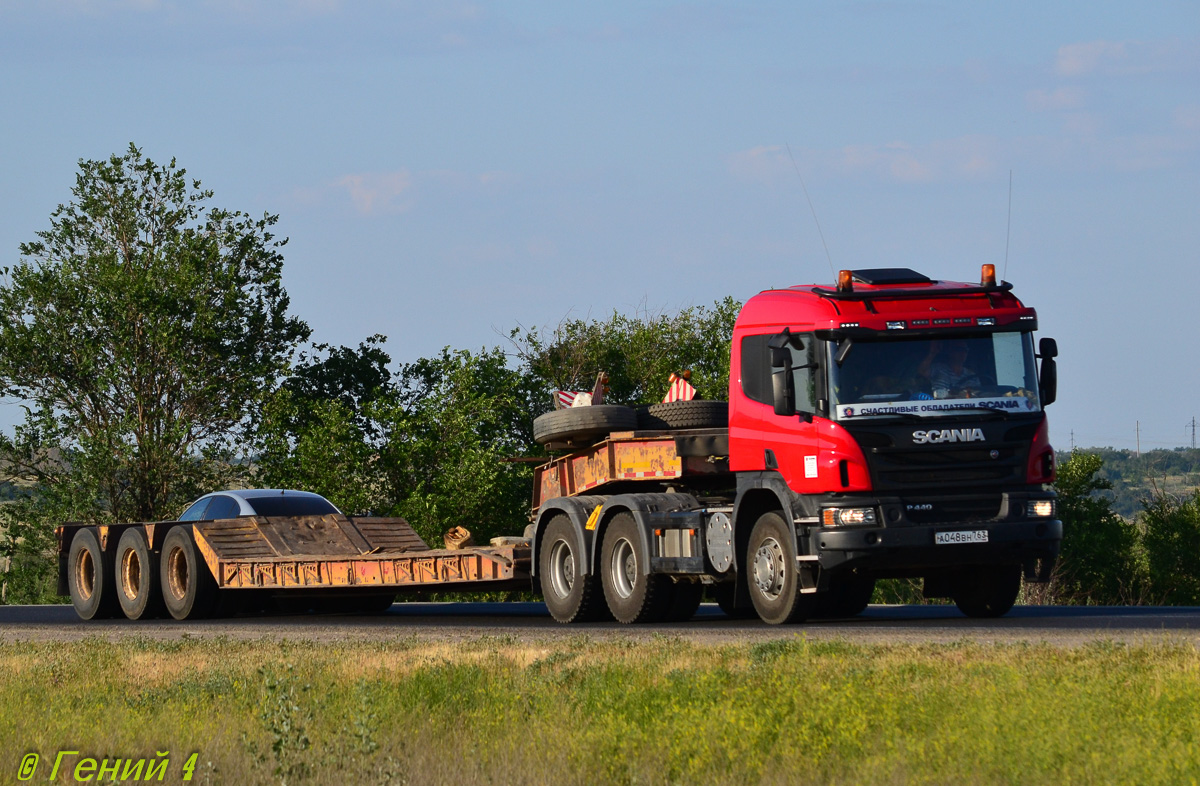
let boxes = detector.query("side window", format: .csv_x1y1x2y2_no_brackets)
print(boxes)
204,495,242,520
740,333,817,412
794,339,816,413
740,334,771,405
178,498,211,522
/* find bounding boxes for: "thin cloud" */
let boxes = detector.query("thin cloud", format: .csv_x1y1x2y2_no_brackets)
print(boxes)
1056,40,1127,77
1054,38,1192,78
336,170,414,215
1026,86,1085,112
726,145,791,185
729,136,999,185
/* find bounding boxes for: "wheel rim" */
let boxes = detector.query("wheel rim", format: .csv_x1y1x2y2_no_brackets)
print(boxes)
548,540,575,599
609,537,636,600
75,548,95,602
167,546,189,602
752,536,787,601
121,548,141,601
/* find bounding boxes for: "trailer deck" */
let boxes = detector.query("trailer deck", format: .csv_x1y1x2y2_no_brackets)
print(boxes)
194,515,530,592
533,428,730,507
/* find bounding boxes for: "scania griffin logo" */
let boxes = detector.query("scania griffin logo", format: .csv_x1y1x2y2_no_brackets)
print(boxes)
912,428,985,444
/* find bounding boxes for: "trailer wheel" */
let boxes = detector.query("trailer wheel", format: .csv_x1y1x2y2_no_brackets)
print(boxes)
532,405,638,447
539,516,608,623
952,565,1021,618
814,577,876,619
638,400,728,430
160,527,218,621
68,528,119,620
710,582,757,619
746,511,815,625
115,528,164,620
601,512,670,624
662,581,703,622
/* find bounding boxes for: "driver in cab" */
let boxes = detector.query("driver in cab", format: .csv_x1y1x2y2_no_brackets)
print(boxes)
919,340,981,398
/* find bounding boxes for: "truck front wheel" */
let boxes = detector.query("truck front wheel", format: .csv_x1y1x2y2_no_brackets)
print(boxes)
746,512,814,625
115,528,163,620
539,516,608,623
815,576,876,619
68,528,119,620
160,527,218,621
952,565,1021,618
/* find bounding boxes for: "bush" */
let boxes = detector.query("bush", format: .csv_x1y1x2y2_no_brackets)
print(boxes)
1047,452,1145,604
1141,489,1200,605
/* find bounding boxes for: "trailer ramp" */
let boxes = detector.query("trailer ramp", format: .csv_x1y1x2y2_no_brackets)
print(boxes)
193,514,531,592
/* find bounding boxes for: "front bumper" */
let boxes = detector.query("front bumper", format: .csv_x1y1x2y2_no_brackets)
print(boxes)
811,518,1062,575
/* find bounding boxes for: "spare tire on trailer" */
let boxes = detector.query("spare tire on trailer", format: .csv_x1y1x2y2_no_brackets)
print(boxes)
638,400,728,430
533,405,638,446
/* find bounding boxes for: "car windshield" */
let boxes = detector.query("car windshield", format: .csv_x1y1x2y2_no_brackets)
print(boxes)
830,332,1041,420
244,495,338,517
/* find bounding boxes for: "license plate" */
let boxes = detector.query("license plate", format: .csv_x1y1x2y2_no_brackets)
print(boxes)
935,529,988,545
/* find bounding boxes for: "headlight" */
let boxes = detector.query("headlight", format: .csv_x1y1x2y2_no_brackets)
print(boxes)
822,507,877,527
1026,500,1055,518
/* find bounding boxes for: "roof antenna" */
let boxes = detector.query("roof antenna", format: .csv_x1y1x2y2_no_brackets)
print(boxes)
786,143,836,279
1003,169,1013,281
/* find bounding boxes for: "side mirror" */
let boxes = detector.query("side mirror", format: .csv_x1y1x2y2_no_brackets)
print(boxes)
772,367,795,416
1037,336,1057,406
1040,357,1057,407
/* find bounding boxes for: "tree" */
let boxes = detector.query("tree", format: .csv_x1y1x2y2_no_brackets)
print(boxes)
255,343,542,547
0,144,310,526
382,347,541,546
512,298,741,408
254,338,396,516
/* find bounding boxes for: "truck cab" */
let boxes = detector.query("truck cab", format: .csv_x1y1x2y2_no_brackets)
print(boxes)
727,266,1060,621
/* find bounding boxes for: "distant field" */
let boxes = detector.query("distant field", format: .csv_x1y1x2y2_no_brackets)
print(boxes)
2,635,1199,784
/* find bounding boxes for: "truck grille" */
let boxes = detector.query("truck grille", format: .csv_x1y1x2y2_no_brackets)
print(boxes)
843,424,1034,493
903,495,1003,524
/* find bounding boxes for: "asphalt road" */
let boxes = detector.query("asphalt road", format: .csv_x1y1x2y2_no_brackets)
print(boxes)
4,603,1200,646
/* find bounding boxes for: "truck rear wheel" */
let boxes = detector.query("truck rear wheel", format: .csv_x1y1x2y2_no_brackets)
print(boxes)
601,512,671,624
604,513,672,624
710,582,757,619
68,528,119,620
115,528,163,620
746,512,815,625
662,581,703,622
539,516,608,623
161,526,218,621
953,565,1021,618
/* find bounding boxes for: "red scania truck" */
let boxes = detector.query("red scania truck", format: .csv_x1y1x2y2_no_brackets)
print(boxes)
528,265,1060,624
60,265,1060,625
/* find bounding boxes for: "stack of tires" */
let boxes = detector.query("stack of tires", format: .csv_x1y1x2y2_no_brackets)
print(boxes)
532,399,728,447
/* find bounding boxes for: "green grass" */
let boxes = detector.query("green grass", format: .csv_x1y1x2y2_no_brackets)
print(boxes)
2,635,1199,784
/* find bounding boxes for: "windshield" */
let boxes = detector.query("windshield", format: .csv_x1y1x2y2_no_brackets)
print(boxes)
830,332,1041,420
245,496,339,517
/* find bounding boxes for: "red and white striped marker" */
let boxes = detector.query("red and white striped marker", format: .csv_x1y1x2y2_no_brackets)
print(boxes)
662,373,697,403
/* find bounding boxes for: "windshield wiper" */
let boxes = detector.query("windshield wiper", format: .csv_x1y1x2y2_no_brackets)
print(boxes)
848,411,924,422
936,406,1012,420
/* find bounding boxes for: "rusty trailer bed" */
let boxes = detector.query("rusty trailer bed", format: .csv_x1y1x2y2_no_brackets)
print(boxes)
532,428,730,508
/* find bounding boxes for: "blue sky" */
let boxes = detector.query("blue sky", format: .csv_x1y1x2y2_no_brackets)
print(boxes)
1,1,1197,450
